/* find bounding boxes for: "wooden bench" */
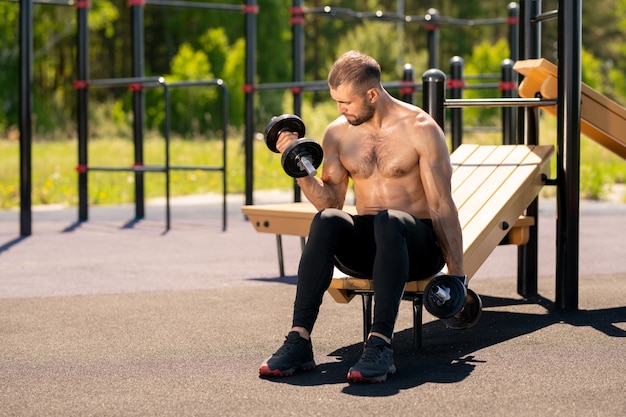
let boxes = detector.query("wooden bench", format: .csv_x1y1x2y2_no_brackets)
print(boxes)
242,144,554,348
514,58,626,159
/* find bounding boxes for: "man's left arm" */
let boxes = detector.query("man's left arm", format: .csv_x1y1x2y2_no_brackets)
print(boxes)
418,123,465,277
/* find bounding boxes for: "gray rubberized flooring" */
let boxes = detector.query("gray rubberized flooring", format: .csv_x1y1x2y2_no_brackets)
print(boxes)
1,192,625,416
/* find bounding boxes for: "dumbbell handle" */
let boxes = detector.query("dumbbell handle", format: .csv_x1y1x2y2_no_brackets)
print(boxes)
295,154,317,176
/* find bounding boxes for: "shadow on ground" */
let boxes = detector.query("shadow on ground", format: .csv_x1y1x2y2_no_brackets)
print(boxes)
259,293,626,396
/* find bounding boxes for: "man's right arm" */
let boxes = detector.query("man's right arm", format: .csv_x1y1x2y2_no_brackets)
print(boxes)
276,128,350,211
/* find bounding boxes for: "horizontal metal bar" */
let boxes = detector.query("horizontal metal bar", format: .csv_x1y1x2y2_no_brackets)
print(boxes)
255,80,423,92
444,98,558,108
9,0,74,6
533,9,559,23
169,165,225,172
144,0,243,11
254,80,329,92
87,77,164,88
165,79,224,88
87,166,167,172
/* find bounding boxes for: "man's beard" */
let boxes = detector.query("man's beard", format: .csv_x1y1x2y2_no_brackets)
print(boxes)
347,101,375,126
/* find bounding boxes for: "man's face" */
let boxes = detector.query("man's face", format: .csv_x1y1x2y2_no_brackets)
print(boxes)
330,84,375,126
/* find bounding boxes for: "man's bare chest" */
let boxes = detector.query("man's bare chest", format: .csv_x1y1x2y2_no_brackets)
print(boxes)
341,138,418,179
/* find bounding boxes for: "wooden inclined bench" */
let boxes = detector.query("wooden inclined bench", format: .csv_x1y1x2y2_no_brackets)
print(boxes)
242,144,554,348
514,58,626,159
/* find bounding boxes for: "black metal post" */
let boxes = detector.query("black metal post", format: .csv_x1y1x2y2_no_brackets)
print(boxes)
516,0,542,298
291,0,304,203
422,69,446,131
401,64,414,104
77,1,89,222
426,9,439,69
508,2,520,63
501,59,516,145
244,0,257,206
19,0,33,236
556,0,581,310
130,1,146,219
449,56,464,151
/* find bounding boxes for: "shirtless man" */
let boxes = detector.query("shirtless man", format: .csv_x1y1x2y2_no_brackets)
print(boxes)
259,51,465,383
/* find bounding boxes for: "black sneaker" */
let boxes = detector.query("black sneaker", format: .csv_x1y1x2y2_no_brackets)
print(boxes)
347,336,396,383
259,331,316,377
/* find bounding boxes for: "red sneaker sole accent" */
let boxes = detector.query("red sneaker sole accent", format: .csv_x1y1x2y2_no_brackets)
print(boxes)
259,364,315,377
259,365,293,377
347,369,395,383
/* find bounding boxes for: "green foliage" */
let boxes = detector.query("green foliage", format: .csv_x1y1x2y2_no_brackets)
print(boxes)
463,39,510,126
3,0,626,143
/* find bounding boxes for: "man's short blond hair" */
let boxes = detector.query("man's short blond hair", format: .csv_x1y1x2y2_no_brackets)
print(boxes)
327,50,381,93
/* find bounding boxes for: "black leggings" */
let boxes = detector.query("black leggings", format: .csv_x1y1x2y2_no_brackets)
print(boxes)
292,208,445,339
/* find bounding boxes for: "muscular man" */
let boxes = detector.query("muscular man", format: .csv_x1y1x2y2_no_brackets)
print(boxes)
259,51,465,383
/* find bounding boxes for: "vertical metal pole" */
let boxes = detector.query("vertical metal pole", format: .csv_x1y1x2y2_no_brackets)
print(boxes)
77,1,89,222
501,59,516,145
18,0,32,236
449,56,464,151
556,0,581,310
422,69,446,131
508,2,520,63
130,1,145,219
163,82,171,230
426,9,439,69
516,0,541,298
244,0,257,206
291,0,304,203
401,64,414,104
221,82,228,231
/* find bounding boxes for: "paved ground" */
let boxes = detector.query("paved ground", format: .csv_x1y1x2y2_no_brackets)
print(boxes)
1,192,625,416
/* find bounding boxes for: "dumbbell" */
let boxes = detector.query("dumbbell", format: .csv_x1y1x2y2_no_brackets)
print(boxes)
441,288,483,329
423,274,469,319
264,114,323,178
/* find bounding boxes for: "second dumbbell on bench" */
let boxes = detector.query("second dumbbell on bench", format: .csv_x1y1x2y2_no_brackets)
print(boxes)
264,114,324,178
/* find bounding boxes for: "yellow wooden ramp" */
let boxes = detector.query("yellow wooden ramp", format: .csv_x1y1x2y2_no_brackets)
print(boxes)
514,58,626,160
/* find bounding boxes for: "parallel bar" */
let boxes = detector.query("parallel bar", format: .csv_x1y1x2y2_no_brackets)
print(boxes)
144,0,243,11
533,9,558,23
445,98,556,108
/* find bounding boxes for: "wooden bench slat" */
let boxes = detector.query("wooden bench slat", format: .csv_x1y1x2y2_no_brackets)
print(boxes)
452,145,519,211
450,145,500,193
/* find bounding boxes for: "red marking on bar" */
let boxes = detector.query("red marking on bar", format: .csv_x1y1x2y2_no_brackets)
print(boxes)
73,80,88,89
133,163,144,168
399,81,415,95
507,17,519,25
426,24,438,31
290,87,303,94
447,79,466,89
129,84,143,92
75,1,91,9
499,81,517,91
243,5,259,14
242,84,255,93
289,16,305,25
127,0,145,6
76,165,88,173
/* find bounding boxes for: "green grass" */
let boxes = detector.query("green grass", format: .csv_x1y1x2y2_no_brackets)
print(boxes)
0,115,624,210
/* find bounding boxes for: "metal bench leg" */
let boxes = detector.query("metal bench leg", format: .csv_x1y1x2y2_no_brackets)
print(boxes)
361,293,373,345
412,295,423,350
275,234,285,277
